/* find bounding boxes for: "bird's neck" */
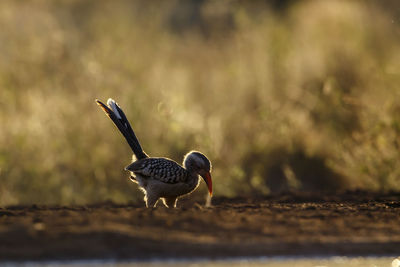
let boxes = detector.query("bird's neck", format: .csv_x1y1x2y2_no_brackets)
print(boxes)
183,160,202,191
184,164,196,174
186,173,201,191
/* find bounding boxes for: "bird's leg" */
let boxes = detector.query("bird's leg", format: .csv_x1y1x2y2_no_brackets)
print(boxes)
162,197,177,208
145,193,159,208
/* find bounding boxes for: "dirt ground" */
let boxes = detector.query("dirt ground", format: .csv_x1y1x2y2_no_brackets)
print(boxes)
1,191,400,261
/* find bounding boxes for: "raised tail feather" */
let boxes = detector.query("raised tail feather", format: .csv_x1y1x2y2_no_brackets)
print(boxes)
96,98,148,160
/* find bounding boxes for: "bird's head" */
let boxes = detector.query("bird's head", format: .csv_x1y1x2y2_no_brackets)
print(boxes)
183,151,212,196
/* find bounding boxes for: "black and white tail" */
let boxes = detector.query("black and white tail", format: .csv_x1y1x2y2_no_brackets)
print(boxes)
96,98,148,160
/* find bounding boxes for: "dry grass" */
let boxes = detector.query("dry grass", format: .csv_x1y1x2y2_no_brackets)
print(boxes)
0,0,399,205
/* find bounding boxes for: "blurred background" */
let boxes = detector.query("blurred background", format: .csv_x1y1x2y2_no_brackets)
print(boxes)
0,0,399,205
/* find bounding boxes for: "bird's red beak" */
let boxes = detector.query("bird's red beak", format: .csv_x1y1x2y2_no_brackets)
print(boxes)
201,172,213,196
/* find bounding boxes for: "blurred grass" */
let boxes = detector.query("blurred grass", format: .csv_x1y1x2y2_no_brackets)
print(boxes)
0,0,400,205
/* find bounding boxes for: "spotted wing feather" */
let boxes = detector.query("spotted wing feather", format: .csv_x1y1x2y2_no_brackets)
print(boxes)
125,158,188,183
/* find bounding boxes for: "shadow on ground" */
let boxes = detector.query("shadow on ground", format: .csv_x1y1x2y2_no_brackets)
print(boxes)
1,191,400,261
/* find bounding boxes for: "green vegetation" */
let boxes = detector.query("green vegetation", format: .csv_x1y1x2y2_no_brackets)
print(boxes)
1,0,400,205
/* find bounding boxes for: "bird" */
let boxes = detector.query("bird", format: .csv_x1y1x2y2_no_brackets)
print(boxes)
96,98,212,208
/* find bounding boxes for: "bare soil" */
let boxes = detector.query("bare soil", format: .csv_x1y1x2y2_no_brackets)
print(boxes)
1,191,400,261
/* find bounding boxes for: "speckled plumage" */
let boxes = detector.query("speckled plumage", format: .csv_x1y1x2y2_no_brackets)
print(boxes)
96,98,213,208
126,158,188,184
